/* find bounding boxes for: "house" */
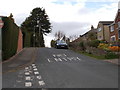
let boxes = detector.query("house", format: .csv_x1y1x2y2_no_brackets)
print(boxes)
109,9,120,42
97,21,113,42
79,25,97,41
72,25,97,43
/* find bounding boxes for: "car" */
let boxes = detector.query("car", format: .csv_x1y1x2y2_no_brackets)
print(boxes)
55,40,68,49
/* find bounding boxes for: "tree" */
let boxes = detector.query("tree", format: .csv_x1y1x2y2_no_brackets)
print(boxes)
54,31,65,40
21,7,52,47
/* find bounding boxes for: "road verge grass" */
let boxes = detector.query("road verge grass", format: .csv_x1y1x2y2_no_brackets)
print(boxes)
70,47,118,60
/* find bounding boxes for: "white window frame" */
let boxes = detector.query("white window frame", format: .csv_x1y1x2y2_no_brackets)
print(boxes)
118,21,120,28
110,25,114,32
98,27,102,32
110,35,116,41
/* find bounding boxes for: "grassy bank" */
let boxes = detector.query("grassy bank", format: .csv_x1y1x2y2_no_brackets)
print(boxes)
70,48,119,60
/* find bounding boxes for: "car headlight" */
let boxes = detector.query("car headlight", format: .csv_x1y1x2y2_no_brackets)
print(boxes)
57,44,59,45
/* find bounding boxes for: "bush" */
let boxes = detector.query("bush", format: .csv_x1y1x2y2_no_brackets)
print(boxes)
79,41,85,50
88,40,100,48
108,46,120,52
98,43,110,51
51,40,56,47
105,52,119,59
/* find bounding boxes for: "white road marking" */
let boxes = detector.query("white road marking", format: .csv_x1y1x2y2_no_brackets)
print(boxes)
32,64,35,66
64,54,67,56
26,76,31,80
33,66,37,68
38,81,45,86
34,71,39,75
53,54,56,57
36,76,42,80
57,54,62,57
54,58,58,62
62,58,67,61
58,58,62,61
25,67,29,70
67,57,72,61
25,82,32,87
47,59,51,62
25,72,30,75
77,57,81,61
33,68,38,71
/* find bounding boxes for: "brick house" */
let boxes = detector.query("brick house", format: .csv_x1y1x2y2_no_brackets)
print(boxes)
97,21,113,42
109,9,120,42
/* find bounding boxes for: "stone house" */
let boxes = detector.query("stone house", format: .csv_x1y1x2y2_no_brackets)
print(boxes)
97,21,113,42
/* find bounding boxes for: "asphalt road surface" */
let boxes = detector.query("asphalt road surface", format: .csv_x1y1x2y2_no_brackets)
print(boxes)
2,48,118,88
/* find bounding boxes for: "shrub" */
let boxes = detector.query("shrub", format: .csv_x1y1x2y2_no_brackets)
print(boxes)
88,40,100,48
79,41,85,50
108,46,120,52
98,43,110,51
105,52,119,59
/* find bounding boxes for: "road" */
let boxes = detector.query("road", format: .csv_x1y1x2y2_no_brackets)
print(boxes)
2,48,118,88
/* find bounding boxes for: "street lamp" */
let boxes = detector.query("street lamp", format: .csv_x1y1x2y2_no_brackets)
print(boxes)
33,26,36,47
37,20,41,47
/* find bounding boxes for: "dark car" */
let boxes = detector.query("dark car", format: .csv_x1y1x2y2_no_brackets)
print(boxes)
55,40,68,49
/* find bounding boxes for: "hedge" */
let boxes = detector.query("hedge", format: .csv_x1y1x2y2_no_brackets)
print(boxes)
2,17,19,60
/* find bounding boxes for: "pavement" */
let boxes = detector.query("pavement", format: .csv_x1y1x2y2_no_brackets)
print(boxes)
104,59,120,65
2,48,36,74
2,47,118,88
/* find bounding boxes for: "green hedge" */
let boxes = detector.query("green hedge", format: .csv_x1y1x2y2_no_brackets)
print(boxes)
2,17,19,60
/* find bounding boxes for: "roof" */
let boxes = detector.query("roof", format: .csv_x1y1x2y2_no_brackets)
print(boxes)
114,9,120,22
99,21,114,25
0,16,7,18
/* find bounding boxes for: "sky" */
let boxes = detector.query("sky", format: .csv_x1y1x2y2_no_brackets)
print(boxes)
0,0,119,47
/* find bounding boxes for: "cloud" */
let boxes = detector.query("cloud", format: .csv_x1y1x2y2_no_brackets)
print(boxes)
51,21,91,36
0,0,119,47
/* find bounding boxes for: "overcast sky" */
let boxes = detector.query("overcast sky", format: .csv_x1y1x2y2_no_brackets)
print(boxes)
0,0,119,47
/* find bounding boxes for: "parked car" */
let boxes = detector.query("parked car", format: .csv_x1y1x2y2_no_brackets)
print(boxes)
55,40,68,49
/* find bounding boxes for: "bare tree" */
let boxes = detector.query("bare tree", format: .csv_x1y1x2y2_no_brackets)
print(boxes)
54,31,65,40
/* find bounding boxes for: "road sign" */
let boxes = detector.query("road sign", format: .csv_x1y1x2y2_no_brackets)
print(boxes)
0,18,4,29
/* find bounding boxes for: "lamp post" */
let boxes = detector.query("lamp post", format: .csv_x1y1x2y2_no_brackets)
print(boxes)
37,20,41,47
33,26,36,47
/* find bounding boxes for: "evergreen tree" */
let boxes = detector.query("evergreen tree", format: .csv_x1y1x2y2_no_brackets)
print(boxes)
21,7,52,47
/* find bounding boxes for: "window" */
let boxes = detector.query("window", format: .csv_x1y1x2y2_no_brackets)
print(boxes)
119,30,120,39
110,25,114,32
111,35,116,41
118,21,120,28
98,27,102,32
